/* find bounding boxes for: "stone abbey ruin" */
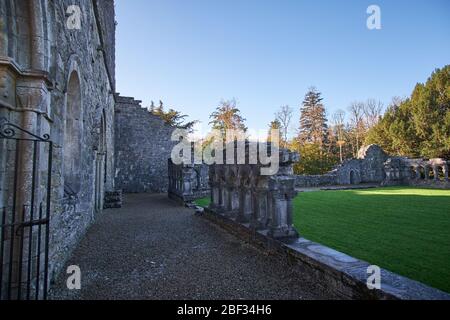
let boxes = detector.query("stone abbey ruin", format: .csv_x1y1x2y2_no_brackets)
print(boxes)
0,0,448,300
295,144,449,189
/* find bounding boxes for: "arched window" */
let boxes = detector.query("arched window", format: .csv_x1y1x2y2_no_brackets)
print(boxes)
64,71,82,194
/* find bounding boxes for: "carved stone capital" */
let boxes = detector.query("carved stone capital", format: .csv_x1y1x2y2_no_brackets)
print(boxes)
15,76,50,117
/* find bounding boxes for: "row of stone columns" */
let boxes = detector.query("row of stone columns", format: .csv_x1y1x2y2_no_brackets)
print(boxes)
209,149,300,241
412,164,449,181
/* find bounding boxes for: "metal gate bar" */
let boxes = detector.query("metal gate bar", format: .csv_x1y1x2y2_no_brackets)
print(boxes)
0,119,52,300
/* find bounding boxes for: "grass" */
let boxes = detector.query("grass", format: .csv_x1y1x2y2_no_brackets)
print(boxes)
195,187,450,293
293,187,450,293
195,197,211,208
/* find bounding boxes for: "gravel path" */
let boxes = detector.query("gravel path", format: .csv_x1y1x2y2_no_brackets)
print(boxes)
50,194,330,300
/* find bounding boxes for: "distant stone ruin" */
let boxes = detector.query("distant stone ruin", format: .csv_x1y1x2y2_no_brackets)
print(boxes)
295,145,449,189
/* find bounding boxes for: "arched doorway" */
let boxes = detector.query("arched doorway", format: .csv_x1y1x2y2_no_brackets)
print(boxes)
350,170,356,185
64,71,82,195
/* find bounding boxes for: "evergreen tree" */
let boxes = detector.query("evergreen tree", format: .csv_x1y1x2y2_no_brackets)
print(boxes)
299,87,328,148
149,100,197,131
366,65,450,158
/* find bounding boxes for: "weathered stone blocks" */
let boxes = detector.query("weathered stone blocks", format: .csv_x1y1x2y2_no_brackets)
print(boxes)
168,159,210,204
208,143,300,241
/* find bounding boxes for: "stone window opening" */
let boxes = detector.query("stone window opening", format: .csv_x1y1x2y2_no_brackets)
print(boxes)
437,166,445,181
427,166,435,180
63,71,83,195
418,166,426,180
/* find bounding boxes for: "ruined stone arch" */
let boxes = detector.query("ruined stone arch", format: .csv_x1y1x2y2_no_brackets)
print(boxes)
63,57,83,194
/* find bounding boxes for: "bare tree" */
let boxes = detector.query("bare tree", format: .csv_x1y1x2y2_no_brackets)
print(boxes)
348,101,366,156
332,109,346,163
363,99,384,129
275,105,293,148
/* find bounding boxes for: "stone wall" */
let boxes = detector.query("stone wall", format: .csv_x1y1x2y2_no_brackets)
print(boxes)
296,145,389,188
0,0,117,296
114,95,177,193
92,0,116,92
295,144,449,189
295,174,337,188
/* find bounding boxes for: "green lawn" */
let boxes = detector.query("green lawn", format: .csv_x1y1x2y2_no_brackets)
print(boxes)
293,187,450,293
195,187,450,293
194,197,211,208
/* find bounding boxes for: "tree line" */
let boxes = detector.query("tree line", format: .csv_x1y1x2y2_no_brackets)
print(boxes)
149,65,449,174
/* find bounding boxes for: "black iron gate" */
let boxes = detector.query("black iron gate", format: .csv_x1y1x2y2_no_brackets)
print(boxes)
0,119,53,300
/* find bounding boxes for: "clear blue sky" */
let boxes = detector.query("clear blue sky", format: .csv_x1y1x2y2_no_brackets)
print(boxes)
115,0,449,137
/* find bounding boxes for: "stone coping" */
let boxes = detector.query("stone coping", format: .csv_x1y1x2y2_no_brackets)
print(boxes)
201,207,450,300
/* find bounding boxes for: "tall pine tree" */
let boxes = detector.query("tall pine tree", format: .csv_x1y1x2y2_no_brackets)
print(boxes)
298,87,328,148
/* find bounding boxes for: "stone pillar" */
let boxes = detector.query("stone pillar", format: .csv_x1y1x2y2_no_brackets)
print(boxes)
209,168,219,208
237,185,252,223
267,176,299,240
424,166,430,180
217,173,225,213
444,165,449,181
433,166,439,181
251,188,269,230
182,166,194,197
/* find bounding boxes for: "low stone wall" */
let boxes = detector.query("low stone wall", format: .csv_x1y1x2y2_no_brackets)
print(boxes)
201,208,450,300
295,174,338,188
